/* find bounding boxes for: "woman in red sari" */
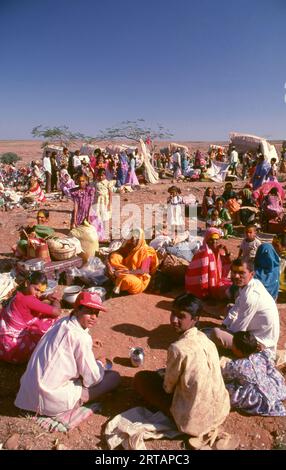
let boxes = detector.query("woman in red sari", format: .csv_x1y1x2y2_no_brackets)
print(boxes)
185,228,232,299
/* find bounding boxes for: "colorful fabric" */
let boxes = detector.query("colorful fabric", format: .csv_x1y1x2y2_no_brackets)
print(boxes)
32,402,101,432
185,228,231,299
95,179,114,222
252,161,271,190
254,243,280,299
109,229,159,294
262,194,284,220
29,182,46,202
0,292,56,363
221,350,286,416
71,185,105,240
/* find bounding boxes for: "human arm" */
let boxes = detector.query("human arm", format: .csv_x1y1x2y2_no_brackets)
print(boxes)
24,295,61,318
75,335,105,387
223,289,259,332
71,200,78,229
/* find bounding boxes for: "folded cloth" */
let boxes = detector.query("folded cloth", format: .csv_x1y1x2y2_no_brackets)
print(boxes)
31,402,101,432
105,406,182,450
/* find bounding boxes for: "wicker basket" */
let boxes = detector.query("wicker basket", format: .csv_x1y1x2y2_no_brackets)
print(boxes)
47,238,76,261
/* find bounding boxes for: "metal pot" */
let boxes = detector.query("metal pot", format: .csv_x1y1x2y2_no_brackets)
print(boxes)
85,286,106,301
63,285,82,305
23,258,45,272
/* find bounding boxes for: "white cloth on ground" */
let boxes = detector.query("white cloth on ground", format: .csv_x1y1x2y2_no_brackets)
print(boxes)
105,406,181,450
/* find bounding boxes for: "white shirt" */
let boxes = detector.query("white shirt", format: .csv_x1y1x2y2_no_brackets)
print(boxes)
230,150,239,164
73,155,81,168
42,156,51,174
172,152,181,167
223,278,280,356
15,316,105,416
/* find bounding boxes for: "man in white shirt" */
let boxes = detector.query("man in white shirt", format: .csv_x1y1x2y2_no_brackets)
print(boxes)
229,146,239,176
211,258,280,358
15,292,120,416
42,151,52,193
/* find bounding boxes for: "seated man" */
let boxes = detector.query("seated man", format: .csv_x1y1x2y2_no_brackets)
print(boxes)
15,292,120,417
134,294,230,448
211,258,280,359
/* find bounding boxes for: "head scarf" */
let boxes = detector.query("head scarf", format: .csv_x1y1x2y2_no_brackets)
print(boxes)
254,243,280,299
204,228,222,244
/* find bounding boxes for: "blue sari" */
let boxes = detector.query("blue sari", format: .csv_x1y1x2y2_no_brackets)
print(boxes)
254,243,280,299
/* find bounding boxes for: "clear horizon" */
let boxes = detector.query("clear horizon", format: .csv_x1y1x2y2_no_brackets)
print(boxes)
1,0,286,141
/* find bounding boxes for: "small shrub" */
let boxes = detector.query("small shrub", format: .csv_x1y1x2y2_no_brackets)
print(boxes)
0,152,21,165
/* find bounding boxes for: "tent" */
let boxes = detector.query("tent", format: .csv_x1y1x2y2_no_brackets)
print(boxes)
229,133,278,163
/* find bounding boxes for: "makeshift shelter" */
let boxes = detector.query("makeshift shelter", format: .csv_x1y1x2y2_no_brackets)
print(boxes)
229,133,279,163
139,139,159,184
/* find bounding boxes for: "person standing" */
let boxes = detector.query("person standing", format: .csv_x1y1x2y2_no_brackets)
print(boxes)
43,151,52,193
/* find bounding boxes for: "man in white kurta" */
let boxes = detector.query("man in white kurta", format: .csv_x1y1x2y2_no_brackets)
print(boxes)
211,259,280,358
15,292,120,416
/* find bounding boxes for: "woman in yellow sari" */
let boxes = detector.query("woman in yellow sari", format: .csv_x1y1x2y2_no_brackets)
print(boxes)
107,229,159,294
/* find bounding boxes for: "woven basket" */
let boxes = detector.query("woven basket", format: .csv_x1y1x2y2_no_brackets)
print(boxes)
47,239,76,261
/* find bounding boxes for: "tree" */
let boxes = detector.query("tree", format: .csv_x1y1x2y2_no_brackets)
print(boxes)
0,152,21,165
97,119,174,143
31,125,95,147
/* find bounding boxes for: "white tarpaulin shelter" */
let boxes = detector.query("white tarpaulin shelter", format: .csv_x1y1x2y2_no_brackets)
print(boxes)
42,144,63,157
230,133,278,163
207,160,230,183
139,139,159,184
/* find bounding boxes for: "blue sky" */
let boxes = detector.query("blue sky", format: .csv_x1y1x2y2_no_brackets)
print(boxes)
1,0,286,140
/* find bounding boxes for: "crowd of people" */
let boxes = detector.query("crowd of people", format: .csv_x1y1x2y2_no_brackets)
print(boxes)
0,141,286,450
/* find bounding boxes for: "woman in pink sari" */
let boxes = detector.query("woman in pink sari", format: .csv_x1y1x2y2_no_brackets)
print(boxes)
0,272,60,364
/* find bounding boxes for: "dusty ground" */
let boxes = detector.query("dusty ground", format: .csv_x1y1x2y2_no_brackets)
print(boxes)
0,140,285,451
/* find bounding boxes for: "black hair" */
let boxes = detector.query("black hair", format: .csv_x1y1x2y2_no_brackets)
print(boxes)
245,223,257,231
232,257,254,273
233,331,259,355
274,232,286,247
37,209,49,219
172,293,201,319
97,168,106,177
28,271,48,285
168,185,181,194
216,196,225,204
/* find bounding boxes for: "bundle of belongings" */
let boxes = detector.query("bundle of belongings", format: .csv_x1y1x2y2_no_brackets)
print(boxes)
150,232,203,286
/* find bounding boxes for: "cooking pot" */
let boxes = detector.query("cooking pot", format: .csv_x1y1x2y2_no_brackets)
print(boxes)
63,285,82,305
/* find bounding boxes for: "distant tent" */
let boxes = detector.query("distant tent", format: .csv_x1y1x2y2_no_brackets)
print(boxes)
229,133,278,163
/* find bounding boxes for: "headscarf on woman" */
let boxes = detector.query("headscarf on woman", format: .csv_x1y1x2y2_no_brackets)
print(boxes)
185,228,231,299
108,228,159,294
254,243,280,300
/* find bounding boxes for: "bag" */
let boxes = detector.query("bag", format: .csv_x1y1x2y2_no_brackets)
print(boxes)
70,225,99,262
160,253,189,284
27,237,51,262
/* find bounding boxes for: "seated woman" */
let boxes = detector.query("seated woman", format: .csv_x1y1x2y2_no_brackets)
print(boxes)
0,272,60,364
14,209,55,258
59,169,76,199
201,187,216,218
221,331,286,416
254,243,280,300
24,176,46,204
107,228,158,295
185,228,232,300
222,182,237,202
238,188,258,226
261,187,284,224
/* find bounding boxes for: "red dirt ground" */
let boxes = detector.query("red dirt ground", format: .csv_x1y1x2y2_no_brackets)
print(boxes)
0,140,285,451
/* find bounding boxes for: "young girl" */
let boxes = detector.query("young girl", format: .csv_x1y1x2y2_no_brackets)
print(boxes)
206,209,224,236
95,169,114,231
167,186,184,239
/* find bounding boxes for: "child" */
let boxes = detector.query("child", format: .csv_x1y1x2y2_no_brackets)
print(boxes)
238,224,261,263
201,187,216,218
267,158,278,182
167,186,184,239
95,169,115,239
221,331,286,416
206,209,224,236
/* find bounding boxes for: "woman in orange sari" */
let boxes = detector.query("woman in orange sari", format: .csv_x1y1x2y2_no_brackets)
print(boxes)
107,229,159,294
